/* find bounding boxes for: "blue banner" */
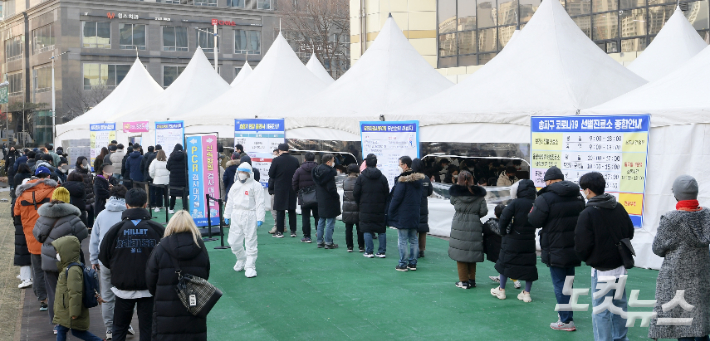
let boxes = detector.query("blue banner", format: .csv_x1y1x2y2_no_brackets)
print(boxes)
89,123,116,131
187,136,207,226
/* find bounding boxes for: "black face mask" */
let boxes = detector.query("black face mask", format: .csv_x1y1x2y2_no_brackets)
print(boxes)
509,176,515,181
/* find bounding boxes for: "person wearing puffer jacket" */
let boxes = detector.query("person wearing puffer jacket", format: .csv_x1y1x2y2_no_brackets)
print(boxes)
342,164,363,252
149,149,170,212
223,154,240,202
32,187,89,327
388,156,424,272
448,170,487,289
225,162,265,278
292,152,319,242
124,149,144,187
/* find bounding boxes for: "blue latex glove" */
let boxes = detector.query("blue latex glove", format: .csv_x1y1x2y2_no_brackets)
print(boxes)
257,221,263,227
225,219,230,225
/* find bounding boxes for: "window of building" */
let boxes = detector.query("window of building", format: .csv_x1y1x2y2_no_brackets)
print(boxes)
163,65,186,88
228,0,272,9
83,63,130,90
228,0,245,7
197,28,216,52
8,72,22,95
163,26,188,52
235,67,242,77
33,66,51,93
499,0,519,26
621,8,647,37
32,24,55,54
520,0,541,23
685,0,710,30
5,35,23,62
439,0,457,33
195,0,217,6
234,30,261,54
478,0,498,28
567,0,592,15
593,0,618,13
439,32,457,56
82,21,111,49
257,0,273,9
119,23,146,50
458,0,477,30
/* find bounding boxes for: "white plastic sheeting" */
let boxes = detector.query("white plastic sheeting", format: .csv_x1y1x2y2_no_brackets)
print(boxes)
305,53,334,84
231,60,253,87
285,16,453,136
627,7,707,82
388,0,646,143
56,57,163,142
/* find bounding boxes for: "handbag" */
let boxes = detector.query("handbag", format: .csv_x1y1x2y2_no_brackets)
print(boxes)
300,185,318,209
168,255,222,318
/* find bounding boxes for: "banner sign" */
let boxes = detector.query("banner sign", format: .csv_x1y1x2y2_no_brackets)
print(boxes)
234,119,285,188
186,134,220,227
360,121,420,189
155,121,184,152
531,115,651,227
89,123,116,171
122,121,149,133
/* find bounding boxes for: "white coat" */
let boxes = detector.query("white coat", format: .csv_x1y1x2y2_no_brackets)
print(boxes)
149,159,170,185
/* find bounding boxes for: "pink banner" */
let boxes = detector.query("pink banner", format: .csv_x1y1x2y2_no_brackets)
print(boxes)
122,121,149,133
202,135,220,221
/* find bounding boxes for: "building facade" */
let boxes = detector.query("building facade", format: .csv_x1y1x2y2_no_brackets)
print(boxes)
350,0,710,83
0,0,280,133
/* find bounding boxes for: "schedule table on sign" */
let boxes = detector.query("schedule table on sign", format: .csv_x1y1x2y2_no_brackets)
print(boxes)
530,115,650,227
360,121,419,189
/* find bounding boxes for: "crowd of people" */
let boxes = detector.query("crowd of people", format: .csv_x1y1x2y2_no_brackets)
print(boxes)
4,139,710,341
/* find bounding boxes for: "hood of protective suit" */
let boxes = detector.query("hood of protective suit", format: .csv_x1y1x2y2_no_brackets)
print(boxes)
237,162,253,174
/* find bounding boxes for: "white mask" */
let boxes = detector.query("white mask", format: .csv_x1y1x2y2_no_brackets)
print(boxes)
55,253,61,262
238,173,248,183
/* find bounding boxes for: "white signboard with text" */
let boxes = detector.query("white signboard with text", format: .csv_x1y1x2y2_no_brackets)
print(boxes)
360,121,420,188
155,121,185,152
234,119,285,188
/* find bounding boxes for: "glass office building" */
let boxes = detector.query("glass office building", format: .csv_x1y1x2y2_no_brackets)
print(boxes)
438,0,710,67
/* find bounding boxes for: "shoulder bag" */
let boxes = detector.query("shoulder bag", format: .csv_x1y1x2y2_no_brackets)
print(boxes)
168,254,222,318
300,185,318,209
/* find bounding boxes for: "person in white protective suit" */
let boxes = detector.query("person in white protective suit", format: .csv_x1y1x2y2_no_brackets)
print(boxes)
224,162,265,278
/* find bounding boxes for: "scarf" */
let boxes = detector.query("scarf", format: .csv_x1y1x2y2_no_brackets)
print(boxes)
676,200,701,212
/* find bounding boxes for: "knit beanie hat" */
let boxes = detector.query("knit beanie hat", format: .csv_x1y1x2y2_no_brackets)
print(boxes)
52,187,70,203
544,166,564,181
672,175,698,201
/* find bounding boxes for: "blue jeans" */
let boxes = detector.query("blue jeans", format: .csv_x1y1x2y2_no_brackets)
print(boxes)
591,270,628,341
364,232,386,254
316,217,335,245
56,324,103,341
397,229,418,267
550,266,575,323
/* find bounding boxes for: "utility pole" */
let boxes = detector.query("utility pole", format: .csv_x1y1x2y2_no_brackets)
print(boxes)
50,49,68,146
213,23,218,73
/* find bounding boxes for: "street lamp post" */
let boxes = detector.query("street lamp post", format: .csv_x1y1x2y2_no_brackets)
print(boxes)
50,49,68,146
195,27,220,72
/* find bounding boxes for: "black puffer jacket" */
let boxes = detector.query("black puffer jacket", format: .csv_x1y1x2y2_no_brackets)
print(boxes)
387,171,424,230
312,164,341,218
482,218,502,263
528,181,585,268
12,201,31,266
167,150,187,197
418,177,433,232
74,166,95,207
93,175,116,216
146,232,210,341
495,179,538,281
342,176,358,224
291,161,318,205
62,180,87,221
575,193,634,270
353,167,389,234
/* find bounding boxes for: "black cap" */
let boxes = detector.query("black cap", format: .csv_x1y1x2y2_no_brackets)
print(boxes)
544,166,564,181
278,143,289,152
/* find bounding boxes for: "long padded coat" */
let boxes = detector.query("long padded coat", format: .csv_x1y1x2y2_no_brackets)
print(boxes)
353,167,389,234
166,150,188,197
494,179,538,281
268,153,300,211
448,185,488,263
312,164,341,218
146,232,210,341
341,176,359,225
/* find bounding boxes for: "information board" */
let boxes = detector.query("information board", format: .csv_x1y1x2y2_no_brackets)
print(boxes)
530,115,651,227
360,121,420,189
123,121,149,133
186,134,220,227
155,121,184,152
89,123,116,171
234,119,285,188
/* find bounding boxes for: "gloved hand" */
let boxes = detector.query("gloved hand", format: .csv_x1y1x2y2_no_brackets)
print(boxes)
225,218,230,225
257,221,263,227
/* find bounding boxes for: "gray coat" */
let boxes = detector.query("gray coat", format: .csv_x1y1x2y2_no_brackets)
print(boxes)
649,209,710,339
33,202,89,272
448,185,488,263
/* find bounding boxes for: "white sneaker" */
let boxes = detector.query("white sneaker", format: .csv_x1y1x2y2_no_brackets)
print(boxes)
513,279,522,289
168,209,175,214
18,280,32,289
106,329,112,340
16,275,21,280
517,291,532,303
128,325,135,335
233,261,245,272
154,207,160,212
489,275,500,283
550,320,576,331
490,287,506,300
245,268,257,278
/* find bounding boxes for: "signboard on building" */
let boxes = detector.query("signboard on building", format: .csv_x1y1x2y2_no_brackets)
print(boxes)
186,134,220,227
123,121,149,133
89,123,116,171
360,121,420,189
155,121,184,152
530,115,651,227
234,119,285,188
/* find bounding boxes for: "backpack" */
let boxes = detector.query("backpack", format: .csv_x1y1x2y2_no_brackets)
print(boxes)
65,262,101,309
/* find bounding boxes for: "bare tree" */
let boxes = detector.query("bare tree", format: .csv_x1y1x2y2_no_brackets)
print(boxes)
61,83,112,122
279,0,350,79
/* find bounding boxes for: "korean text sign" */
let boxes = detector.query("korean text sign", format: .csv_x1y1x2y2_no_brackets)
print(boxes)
187,135,220,227
123,121,149,133
530,115,651,227
155,121,184,152
234,119,285,188
89,123,116,171
360,121,420,189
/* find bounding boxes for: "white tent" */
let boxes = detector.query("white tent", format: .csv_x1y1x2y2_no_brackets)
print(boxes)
387,0,646,144
177,33,327,138
305,53,334,85
627,7,707,81
583,46,710,269
285,16,453,140
231,60,253,87
56,57,163,142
